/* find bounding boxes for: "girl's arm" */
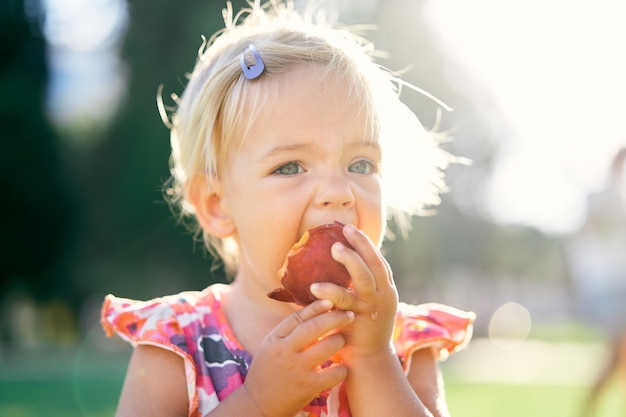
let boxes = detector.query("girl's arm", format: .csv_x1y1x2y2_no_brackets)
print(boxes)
343,347,447,417
115,345,189,417
312,224,447,417
115,300,354,417
115,345,266,417
116,342,448,417
407,348,451,417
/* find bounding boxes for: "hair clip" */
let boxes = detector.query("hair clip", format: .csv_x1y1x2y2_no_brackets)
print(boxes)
240,44,265,80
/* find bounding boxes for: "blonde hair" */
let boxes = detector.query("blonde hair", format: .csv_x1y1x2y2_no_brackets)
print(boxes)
160,0,452,274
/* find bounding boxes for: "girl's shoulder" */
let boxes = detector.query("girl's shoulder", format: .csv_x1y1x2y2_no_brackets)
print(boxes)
101,284,231,346
394,302,475,368
102,284,250,416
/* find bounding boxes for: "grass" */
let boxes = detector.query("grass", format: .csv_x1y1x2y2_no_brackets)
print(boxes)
0,333,129,417
446,381,624,417
2,376,624,417
1,328,624,417
0,378,120,417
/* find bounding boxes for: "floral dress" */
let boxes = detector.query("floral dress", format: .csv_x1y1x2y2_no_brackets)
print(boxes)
101,284,474,417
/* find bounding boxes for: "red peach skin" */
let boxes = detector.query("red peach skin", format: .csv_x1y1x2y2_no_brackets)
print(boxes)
268,222,353,306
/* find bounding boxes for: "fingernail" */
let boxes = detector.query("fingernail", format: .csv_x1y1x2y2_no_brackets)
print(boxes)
310,282,322,294
344,224,357,235
332,241,345,252
346,311,355,320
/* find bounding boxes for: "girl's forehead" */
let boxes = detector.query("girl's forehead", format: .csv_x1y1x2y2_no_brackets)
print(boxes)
219,62,379,169
253,68,372,130
262,63,351,96
256,64,373,120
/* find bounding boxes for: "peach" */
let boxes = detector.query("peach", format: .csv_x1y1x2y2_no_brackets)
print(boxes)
267,222,353,306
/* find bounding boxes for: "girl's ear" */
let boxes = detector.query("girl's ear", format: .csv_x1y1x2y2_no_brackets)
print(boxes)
187,174,235,238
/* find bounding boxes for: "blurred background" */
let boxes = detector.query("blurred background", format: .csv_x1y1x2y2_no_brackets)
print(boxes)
1,0,625,416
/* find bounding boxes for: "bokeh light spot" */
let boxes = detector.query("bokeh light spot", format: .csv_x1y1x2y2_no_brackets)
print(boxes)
489,302,532,350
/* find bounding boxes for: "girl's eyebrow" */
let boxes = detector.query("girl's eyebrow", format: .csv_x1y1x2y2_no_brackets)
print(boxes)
262,140,380,159
262,143,314,158
348,140,381,151
344,140,382,158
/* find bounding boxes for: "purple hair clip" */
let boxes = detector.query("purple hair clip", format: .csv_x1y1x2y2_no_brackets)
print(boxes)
240,44,265,80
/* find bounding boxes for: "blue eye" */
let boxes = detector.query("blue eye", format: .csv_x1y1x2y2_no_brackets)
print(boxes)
274,162,302,176
349,160,375,174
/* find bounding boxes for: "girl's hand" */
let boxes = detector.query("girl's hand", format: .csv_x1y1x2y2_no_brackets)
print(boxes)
243,299,355,417
310,224,398,360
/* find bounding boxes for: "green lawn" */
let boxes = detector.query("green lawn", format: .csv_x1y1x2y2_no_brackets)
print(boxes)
0,377,120,417
1,335,624,417
446,381,624,417
0,335,129,417
2,377,624,417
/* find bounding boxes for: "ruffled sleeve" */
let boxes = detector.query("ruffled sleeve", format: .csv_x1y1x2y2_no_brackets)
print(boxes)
101,293,204,416
393,302,475,371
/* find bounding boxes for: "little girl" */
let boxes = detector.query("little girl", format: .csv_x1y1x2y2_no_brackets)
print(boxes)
102,2,474,416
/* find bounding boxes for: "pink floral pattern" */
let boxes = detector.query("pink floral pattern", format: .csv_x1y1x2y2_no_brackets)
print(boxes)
102,284,474,417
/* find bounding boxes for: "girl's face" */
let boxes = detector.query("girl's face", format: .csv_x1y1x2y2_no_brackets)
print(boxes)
219,64,385,298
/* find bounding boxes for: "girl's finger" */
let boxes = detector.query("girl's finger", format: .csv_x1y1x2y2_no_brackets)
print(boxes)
310,281,360,312
311,361,348,391
331,240,376,302
301,332,345,365
273,299,334,339
288,309,355,352
341,224,393,290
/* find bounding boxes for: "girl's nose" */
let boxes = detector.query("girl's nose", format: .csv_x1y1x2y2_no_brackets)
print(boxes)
314,173,355,209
